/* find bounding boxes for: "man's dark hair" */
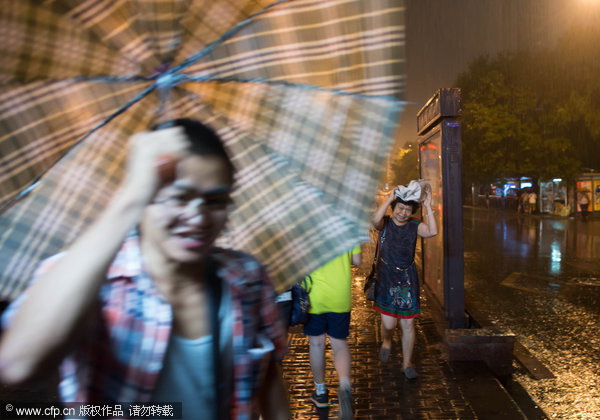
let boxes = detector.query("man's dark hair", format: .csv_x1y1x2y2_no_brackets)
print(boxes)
391,197,420,214
154,118,234,181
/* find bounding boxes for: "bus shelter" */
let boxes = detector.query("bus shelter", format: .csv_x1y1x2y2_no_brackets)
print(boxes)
417,88,465,329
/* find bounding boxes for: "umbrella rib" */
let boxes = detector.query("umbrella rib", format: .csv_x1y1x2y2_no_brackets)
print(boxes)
183,75,406,103
72,75,152,83
0,83,157,214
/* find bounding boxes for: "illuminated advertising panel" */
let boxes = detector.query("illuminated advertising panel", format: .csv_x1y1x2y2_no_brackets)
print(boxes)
419,128,444,306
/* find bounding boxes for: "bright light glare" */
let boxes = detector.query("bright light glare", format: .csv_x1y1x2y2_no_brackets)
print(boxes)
550,241,562,275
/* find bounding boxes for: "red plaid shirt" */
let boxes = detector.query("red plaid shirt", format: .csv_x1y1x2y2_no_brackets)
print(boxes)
3,232,287,419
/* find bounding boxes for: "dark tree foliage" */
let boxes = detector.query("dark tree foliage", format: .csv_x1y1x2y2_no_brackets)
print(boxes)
456,25,600,187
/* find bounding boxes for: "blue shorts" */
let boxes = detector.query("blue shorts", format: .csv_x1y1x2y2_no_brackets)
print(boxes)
303,312,350,339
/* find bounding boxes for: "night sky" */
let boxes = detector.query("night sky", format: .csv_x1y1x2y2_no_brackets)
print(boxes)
398,0,600,145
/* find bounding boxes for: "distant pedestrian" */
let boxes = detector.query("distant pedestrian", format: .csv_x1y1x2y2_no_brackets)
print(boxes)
528,190,537,214
370,182,437,379
521,191,530,214
304,246,361,419
578,190,590,221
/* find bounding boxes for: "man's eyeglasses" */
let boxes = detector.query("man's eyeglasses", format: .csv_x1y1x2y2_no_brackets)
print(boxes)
154,188,233,212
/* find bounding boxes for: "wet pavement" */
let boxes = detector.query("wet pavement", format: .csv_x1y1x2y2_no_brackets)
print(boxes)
463,207,600,419
281,237,534,420
282,282,479,419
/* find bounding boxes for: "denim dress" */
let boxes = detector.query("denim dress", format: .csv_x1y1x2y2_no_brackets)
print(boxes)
373,216,421,318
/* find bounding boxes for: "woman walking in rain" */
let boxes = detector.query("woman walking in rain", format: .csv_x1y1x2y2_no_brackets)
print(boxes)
371,181,437,379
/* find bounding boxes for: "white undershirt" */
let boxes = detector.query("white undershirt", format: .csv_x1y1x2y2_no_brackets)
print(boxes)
151,288,232,420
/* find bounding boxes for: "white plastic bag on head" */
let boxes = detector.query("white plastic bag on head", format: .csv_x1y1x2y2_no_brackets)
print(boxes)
394,179,431,202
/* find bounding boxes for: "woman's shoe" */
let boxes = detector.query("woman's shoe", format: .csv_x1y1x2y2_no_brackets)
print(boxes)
403,366,418,379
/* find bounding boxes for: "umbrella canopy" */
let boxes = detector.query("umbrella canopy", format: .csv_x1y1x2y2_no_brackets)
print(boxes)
0,0,406,300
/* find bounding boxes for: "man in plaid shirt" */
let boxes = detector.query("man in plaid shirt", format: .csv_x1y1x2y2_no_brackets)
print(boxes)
0,119,289,419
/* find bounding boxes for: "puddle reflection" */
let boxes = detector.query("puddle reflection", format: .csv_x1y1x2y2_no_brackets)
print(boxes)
463,208,600,418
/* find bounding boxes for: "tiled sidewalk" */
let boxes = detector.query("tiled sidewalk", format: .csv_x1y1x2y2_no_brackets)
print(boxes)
281,269,479,420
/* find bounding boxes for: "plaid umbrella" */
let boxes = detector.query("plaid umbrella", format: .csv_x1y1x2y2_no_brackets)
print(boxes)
0,0,405,300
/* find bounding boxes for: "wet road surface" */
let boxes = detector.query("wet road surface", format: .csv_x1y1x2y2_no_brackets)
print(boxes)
463,208,600,419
